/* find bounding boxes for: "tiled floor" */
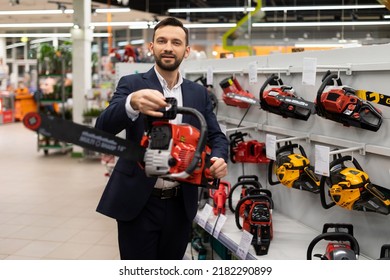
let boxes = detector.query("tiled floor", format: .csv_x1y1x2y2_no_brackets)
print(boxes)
0,122,120,259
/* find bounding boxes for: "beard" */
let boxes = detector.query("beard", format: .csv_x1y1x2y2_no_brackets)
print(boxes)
154,51,185,71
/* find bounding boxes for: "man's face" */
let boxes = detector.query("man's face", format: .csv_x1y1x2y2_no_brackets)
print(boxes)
150,25,190,71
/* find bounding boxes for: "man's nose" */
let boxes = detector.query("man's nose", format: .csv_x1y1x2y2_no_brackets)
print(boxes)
164,41,174,51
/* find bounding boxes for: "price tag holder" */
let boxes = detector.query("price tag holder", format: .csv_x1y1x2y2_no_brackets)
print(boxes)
235,230,253,259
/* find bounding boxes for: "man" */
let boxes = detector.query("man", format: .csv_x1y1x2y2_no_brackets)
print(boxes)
95,17,229,260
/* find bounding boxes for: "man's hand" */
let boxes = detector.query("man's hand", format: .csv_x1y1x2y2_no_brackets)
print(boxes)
130,89,167,117
210,157,228,179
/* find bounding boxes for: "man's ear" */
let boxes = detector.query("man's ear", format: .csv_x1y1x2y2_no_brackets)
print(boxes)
184,46,190,59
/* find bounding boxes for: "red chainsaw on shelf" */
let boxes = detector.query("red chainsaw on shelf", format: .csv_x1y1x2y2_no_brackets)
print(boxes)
23,98,217,189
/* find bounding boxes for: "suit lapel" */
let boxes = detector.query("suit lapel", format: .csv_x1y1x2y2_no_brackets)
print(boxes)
142,68,164,93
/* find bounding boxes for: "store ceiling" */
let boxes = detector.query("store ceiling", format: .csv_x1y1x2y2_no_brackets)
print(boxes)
103,0,390,23
1,0,389,42
1,0,389,26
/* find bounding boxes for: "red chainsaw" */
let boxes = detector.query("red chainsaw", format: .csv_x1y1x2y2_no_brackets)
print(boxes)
235,191,274,255
208,180,231,215
229,131,270,164
219,76,255,109
315,70,383,132
23,98,217,189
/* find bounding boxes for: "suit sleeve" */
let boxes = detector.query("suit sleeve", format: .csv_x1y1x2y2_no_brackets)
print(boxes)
200,85,229,162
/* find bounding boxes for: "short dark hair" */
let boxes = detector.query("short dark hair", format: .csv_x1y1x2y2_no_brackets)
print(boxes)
153,17,189,46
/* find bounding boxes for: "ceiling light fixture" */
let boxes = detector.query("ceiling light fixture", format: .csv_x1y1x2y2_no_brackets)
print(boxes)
260,4,385,12
0,8,130,16
184,23,237,28
252,21,390,28
95,8,131,13
0,10,65,15
0,23,73,28
294,42,362,48
0,32,110,38
168,7,255,13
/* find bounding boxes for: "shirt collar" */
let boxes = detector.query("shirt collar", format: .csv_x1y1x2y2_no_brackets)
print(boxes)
154,66,183,90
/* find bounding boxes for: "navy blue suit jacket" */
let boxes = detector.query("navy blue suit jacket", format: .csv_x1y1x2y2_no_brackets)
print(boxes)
95,68,229,221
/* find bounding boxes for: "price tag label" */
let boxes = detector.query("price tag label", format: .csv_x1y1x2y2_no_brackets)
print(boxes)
302,57,317,86
266,134,277,160
206,66,214,86
211,214,227,238
315,144,330,176
248,61,258,85
196,203,213,228
235,230,253,259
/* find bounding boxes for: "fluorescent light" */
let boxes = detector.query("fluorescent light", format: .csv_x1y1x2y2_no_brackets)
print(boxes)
6,42,26,49
92,21,150,27
130,39,145,45
0,33,110,38
384,15,390,19
295,43,362,48
0,23,73,28
1,33,70,38
95,8,131,13
184,23,237,28
168,7,256,13
0,9,64,15
261,5,385,12
252,21,390,27
0,8,130,15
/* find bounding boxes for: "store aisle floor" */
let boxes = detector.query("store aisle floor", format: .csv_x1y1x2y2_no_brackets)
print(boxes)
0,122,119,260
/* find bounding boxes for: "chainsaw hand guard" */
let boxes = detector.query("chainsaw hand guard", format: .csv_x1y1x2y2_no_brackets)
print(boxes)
228,177,263,213
307,223,359,260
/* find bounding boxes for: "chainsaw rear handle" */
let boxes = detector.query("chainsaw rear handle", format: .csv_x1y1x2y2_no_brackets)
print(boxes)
268,143,308,186
229,131,247,163
235,194,274,230
319,155,363,209
379,244,390,260
209,179,230,199
306,232,360,260
322,223,354,235
316,71,342,116
259,74,283,103
228,180,262,213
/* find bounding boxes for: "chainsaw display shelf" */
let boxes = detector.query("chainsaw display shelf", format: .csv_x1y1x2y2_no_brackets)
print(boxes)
182,43,390,260
194,206,370,260
218,116,390,159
